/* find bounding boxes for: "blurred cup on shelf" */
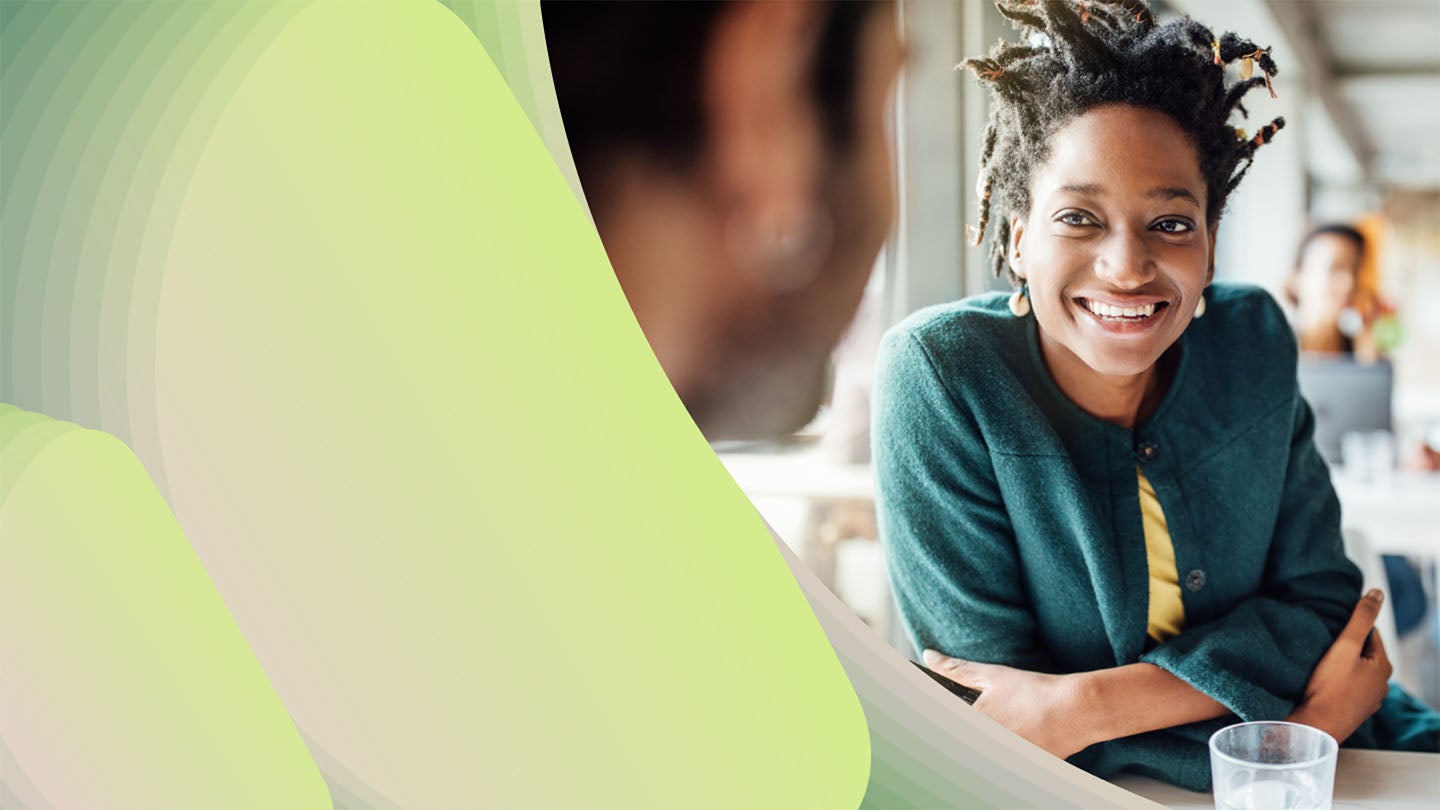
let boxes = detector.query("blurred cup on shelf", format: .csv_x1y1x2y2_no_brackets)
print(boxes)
1210,721,1337,810
1368,430,1395,484
1341,430,1371,480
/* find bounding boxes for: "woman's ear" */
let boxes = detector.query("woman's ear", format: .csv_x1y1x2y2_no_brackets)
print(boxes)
701,2,825,233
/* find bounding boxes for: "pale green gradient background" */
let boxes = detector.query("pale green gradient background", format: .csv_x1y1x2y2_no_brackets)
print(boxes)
2,1,1163,807
1,403,330,807
3,0,865,805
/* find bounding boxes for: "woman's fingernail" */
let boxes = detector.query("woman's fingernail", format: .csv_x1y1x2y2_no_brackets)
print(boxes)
922,649,940,666
1366,588,1384,602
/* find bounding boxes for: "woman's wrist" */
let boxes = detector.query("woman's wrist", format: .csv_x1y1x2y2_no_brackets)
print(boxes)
1067,670,1111,750
1286,694,1365,744
1285,700,1340,741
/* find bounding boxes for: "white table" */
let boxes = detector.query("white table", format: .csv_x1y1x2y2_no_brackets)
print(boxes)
1111,749,1440,809
1331,469,1440,557
717,453,873,502
719,454,1440,558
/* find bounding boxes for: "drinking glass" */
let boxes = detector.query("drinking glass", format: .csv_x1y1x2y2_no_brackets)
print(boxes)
1210,722,1337,810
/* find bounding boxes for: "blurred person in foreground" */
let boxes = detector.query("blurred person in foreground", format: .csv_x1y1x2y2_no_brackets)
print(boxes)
541,0,1416,789
543,0,901,441
874,0,1438,791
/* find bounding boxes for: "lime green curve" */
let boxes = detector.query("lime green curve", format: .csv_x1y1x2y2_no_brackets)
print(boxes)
0,405,331,808
134,2,871,804
437,0,586,208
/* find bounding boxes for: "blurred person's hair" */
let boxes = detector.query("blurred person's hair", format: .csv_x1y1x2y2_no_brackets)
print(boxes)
542,1,877,189
540,0,897,439
963,0,1284,282
1295,224,1367,271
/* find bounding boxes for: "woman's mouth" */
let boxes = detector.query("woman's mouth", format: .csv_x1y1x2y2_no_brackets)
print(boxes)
1077,298,1168,320
1074,297,1170,334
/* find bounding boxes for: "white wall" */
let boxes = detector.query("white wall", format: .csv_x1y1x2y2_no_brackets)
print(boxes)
1213,77,1309,299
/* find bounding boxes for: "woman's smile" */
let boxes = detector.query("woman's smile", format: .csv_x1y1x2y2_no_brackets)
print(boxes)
1073,295,1172,334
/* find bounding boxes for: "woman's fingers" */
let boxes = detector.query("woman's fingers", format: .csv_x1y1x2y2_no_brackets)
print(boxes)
1362,624,1382,658
922,649,989,689
1362,630,1393,714
1347,590,1394,690
1363,623,1393,675
1337,589,1385,652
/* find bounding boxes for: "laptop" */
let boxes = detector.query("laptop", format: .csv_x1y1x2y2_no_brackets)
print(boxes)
1296,356,1393,466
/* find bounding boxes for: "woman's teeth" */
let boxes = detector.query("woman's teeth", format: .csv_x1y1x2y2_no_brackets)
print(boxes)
1081,299,1157,320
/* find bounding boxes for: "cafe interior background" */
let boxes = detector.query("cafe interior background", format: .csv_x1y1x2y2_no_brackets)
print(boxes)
716,0,1440,710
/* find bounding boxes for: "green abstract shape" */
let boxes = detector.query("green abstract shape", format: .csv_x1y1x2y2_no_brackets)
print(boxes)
0,405,330,808
2,0,307,495
438,0,585,206
4,1,870,806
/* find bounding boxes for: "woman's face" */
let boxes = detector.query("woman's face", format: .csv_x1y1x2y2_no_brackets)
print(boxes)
1013,104,1214,383
1294,233,1360,324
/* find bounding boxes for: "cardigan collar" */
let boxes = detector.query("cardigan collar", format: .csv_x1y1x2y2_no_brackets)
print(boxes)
1020,311,1195,442
1019,313,1197,663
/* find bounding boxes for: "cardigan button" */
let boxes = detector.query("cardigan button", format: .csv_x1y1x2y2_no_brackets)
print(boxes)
1136,441,1159,463
1185,569,1206,592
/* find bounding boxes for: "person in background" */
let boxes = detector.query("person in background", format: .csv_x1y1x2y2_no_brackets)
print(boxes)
874,0,1438,791
1287,223,1396,363
542,0,1415,790
1288,223,1434,662
1288,223,1437,471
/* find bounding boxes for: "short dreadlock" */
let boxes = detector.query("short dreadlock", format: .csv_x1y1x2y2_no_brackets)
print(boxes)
964,0,1284,282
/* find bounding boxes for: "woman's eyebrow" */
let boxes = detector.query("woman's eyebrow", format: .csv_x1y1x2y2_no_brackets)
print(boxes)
1052,184,1200,206
1147,186,1200,204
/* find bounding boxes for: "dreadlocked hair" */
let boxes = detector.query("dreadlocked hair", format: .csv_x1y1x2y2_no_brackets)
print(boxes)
964,0,1285,283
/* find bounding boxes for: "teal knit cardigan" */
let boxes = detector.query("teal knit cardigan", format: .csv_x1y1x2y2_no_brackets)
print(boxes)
874,283,1435,790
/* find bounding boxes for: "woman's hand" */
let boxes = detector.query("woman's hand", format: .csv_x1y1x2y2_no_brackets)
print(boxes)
1286,589,1392,743
921,649,1092,759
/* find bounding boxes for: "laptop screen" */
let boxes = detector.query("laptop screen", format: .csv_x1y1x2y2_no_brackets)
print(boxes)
1296,357,1393,466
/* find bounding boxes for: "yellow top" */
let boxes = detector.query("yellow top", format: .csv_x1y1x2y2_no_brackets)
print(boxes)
1138,468,1185,642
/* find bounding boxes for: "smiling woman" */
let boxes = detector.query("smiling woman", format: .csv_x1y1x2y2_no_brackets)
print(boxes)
873,0,1439,792
1015,105,1213,422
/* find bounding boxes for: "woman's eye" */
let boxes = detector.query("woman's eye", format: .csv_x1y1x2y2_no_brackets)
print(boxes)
1058,212,1092,227
1154,218,1194,234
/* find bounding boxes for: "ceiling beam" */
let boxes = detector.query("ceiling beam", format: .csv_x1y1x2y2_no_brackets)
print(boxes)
1333,63,1440,80
1262,0,1376,181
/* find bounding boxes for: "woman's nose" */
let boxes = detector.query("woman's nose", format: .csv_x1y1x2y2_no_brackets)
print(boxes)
1093,231,1155,289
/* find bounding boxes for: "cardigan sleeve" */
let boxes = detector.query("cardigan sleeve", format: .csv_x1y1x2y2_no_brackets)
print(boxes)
1139,394,1361,722
873,329,1055,672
